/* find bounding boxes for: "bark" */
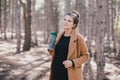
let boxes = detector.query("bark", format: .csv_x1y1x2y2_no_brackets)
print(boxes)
7,0,11,32
19,0,31,51
95,0,107,79
11,0,15,39
0,0,1,33
111,0,116,53
53,0,59,33
118,1,120,57
75,0,87,36
31,0,38,46
83,0,95,80
3,0,7,40
23,0,31,51
15,0,21,53
44,0,54,31
44,0,59,43
105,0,111,54
83,60,94,80
65,0,72,12
44,0,53,43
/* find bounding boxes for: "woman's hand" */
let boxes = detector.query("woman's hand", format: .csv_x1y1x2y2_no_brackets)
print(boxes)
48,37,51,43
63,60,73,68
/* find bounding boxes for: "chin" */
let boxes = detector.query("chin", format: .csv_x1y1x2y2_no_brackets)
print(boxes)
63,26,69,28
64,28,71,30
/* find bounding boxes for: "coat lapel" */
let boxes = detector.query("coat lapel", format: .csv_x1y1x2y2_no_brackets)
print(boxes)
67,29,77,59
55,31,64,46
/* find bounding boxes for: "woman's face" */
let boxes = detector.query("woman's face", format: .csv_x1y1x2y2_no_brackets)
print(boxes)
62,15,74,29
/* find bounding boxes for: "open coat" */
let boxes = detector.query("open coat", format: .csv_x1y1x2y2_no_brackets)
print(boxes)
48,29,90,80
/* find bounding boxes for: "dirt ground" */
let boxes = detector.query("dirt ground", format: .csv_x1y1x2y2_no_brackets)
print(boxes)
0,39,50,80
0,39,120,80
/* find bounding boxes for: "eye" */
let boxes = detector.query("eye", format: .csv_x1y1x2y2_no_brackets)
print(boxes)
64,18,66,21
68,20,72,22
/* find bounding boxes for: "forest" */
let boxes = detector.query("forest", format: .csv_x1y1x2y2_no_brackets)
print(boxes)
0,0,120,80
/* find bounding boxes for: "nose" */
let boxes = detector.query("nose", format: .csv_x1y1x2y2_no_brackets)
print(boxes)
63,21,68,26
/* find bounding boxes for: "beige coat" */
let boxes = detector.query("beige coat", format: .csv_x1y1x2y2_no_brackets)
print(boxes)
48,29,90,80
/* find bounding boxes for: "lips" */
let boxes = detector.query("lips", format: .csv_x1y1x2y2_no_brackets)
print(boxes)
63,24,68,26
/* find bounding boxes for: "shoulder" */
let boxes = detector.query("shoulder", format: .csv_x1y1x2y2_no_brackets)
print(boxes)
76,33,87,45
77,33,84,41
56,31,64,37
55,31,64,41
77,33,88,48
57,32,63,36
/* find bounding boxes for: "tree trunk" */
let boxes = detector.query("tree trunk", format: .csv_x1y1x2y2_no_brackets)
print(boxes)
7,0,11,32
65,0,72,12
0,0,1,33
44,0,59,43
15,0,21,53
111,0,117,53
53,0,59,33
23,0,31,51
83,0,95,80
19,0,31,51
31,0,38,46
111,0,115,52
75,0,87,37
105,0,111,54
11,0,15,39
95,0,107,79
3,0,7,40
44,0,52,44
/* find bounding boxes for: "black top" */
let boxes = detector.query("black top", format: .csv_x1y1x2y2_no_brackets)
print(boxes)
51,35,70,80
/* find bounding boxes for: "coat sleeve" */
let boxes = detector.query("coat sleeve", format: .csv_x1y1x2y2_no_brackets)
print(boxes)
72,35,90,69
48,50,54,56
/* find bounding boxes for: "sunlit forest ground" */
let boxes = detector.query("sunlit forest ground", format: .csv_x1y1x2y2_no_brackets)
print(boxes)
0,32,120,80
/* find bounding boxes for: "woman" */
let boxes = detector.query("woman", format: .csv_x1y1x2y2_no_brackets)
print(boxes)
48,11,90,80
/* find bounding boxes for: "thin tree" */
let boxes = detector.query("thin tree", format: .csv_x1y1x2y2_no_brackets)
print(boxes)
95,0,107,79
31,0,38,46
44,0,51,43
11,0,15,39
19,0,31,51
114,0,120,57
0,0,1,33
83,0,95,80
111,0,117,53
3,0,7,40
75,0,87,37
7,0,12,32
15,0,21,53
44,0,59,43
65,0,72,12
118,1,120,57
53,0,59,33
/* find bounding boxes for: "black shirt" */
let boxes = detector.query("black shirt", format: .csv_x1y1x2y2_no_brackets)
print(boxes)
51,35,70,80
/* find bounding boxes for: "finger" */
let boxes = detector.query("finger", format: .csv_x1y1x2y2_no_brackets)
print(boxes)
64,64,67,68
63,60,67,64
63,61,66,64
65,65,68,68
48,39,51,43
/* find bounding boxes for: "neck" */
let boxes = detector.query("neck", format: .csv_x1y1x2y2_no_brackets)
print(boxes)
64,28,72,36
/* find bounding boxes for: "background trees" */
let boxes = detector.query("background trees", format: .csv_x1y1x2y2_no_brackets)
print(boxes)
0,0,1,33
0,0,120,79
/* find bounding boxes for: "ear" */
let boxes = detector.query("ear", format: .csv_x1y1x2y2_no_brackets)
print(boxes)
72,24,77,29
72,24,76,29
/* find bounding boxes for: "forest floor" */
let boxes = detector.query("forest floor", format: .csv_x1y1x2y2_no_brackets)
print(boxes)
0,39,120,80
